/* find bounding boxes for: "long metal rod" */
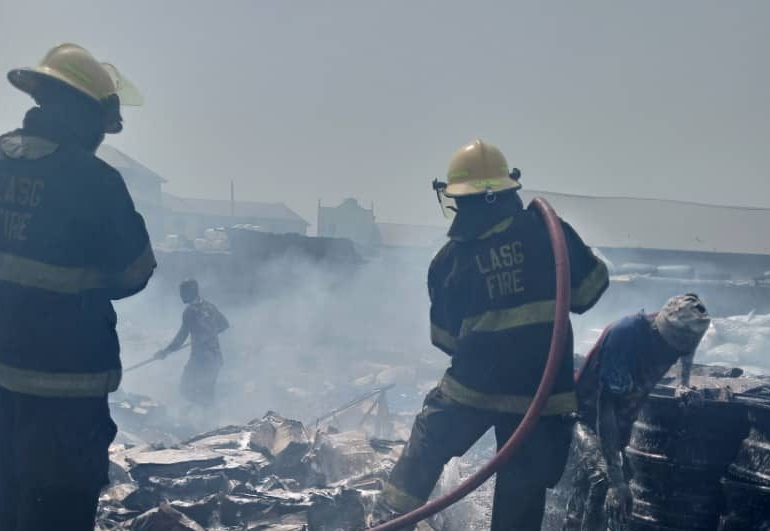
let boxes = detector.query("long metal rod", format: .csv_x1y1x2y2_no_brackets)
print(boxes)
123,341,191,373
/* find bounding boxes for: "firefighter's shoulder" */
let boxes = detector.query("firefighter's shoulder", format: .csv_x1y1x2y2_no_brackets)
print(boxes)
428,239,457,280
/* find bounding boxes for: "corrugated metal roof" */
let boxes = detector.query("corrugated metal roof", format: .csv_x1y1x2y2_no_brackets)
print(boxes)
374,191,768,255
163,193,309,225
520,190,770,255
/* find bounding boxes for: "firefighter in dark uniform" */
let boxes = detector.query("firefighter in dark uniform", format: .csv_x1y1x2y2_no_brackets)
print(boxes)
0,44,156,531
156,279,229,415
380,140,609,530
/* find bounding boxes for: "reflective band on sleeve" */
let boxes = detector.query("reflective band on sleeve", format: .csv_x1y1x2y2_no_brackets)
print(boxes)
439,374,577,415
0,252,105,294
572,261,609,309
0,361,121,398
460,299,556,337
382,481,426,513
431,323,458,352
117,244,156,288
478,216,514,240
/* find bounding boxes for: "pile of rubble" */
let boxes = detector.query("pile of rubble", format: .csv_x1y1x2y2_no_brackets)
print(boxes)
99,411,408,531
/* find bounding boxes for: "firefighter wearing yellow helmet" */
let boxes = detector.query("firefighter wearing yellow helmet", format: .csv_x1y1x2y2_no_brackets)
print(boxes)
0,44,155,531
377,140,609,530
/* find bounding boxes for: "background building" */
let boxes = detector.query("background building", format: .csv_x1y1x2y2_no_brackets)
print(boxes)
317,198,446,260
102,144,308,242
163,194,309,240
519,190,770,279
317,198,380,246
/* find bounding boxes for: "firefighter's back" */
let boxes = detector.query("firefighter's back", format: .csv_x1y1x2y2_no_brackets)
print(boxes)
0,131,142,393
449,207,571,395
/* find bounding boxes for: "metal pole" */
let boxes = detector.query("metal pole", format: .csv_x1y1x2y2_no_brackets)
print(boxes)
230,180,235,222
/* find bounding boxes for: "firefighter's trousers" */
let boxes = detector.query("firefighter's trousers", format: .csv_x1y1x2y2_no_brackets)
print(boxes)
0,387,116,531
385,387,573,531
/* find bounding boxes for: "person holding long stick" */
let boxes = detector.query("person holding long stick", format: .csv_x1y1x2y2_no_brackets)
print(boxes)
156,278,229,419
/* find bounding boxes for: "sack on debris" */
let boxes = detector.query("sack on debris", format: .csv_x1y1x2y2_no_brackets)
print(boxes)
309,431,378,485
249,411,311,459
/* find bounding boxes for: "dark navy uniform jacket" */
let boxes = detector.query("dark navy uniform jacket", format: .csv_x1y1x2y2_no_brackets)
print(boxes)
0,125,155,398
429,193,608,415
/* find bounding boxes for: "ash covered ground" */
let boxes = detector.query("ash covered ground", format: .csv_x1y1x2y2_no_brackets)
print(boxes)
102,251,770,530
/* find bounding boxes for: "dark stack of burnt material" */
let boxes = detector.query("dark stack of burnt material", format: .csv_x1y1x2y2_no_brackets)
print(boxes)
719,396,770,530
625,387,750,531
226,227,363,265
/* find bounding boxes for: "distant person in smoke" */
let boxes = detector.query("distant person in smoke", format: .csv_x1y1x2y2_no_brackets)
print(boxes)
563,293,710,531
156,278,230,419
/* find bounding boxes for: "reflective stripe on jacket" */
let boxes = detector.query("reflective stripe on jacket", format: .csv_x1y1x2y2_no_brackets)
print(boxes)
0,361,121,397
438,373,578,415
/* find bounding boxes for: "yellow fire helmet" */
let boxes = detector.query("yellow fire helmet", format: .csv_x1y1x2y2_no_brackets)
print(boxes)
8,43,143,132
432,139,521,218
445,139,520,197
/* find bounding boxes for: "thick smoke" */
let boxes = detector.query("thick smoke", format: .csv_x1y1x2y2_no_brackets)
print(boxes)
114,227,770,435
114,248,445,428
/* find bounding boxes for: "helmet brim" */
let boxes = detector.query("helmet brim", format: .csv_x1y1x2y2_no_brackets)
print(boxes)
8,67,98,104
7,68,46,99
445,177,521,198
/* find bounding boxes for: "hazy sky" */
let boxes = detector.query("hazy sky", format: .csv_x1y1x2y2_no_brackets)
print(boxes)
0,1,768,227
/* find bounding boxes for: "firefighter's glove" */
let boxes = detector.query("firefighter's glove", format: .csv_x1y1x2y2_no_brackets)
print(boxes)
154,348,169,360
605,483,632,530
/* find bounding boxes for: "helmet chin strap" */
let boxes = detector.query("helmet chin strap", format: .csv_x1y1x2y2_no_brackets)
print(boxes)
102,94,123,134
485,190,497,204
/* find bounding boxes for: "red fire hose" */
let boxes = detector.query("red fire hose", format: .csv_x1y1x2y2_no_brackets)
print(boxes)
368,197,573,531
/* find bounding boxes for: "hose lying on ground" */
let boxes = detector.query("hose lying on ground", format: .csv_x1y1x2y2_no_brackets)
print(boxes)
367,197,573,531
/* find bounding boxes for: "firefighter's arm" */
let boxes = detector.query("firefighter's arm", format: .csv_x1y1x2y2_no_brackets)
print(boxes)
597,388,633,527
98,170,157,300
428,244,459,356
215,306,230,334
679,352,694,387
157,310,191,358
561,220,609,314
595,319,639,525
596,388,625,485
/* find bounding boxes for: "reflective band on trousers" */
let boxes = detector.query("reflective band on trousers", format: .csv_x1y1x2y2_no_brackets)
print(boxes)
460,299,556,337
0,361,121,397
439,374,577,415
383,481,425,513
